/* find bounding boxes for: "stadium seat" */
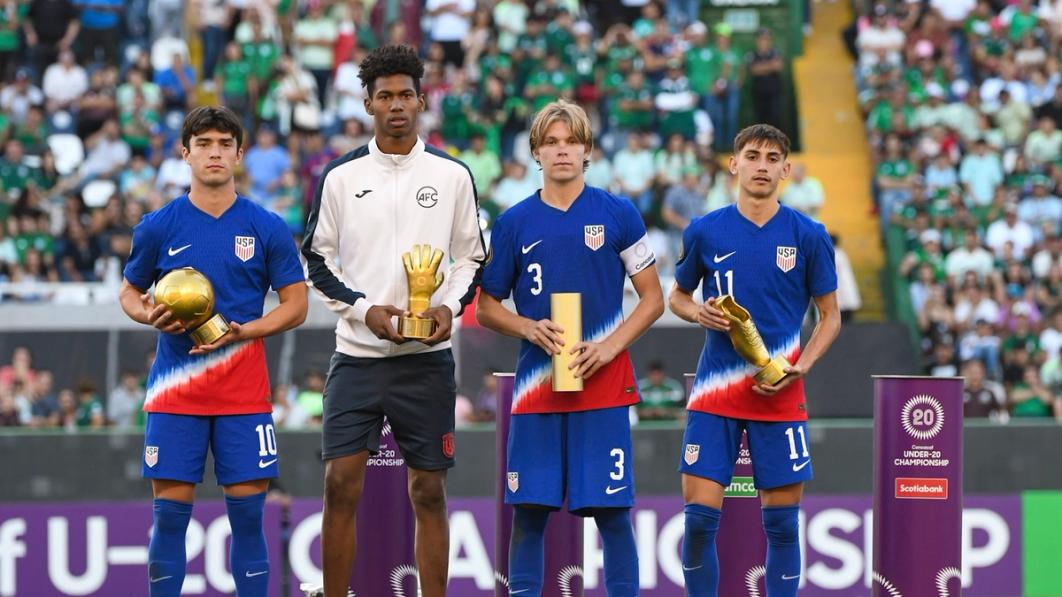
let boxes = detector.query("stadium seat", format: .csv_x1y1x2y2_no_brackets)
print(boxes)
47,134,85,176
82,179,117,208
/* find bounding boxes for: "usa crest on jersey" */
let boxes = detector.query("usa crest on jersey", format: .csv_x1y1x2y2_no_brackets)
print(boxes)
145,445,159,467
584,225,605,251
776,246,797,272
507,472,519,492
684,443,700,465
235,236,255,262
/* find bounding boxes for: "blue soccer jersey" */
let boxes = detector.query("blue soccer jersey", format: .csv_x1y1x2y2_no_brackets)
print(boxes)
124,196,305,415
481,186,656,414
674,204,837,421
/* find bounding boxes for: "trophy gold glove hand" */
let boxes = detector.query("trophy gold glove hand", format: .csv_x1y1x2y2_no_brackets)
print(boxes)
143,292,187,335
366,305,409,344
418,305,454,346
402,245,446,314
751,364,805,396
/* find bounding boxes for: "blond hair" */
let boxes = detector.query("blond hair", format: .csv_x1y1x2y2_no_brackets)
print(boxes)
528,99,593,171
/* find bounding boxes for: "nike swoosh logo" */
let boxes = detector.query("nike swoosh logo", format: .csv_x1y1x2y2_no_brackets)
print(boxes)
259,458,277,468
246,570,268,578
168,244,191,256
782,573,800,580
355,189,372,198
605,485,628,495
521,240,543,254
682,565,703,571
510,590,530,595
150,576,173,583
713,251,735,263
792,460,810,472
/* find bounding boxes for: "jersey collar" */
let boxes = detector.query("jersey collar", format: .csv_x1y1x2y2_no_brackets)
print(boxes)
368,136,424,170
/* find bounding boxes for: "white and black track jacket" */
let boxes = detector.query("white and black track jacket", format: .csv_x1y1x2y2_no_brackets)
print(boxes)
301,137,487,358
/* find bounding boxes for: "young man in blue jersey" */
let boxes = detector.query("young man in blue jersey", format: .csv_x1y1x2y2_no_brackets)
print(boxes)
301,45,486,597
478,100,664,597
669,124,841,596
119,106,308,597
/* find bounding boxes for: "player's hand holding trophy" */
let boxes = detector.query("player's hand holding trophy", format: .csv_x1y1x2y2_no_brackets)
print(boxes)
714,294,791,386
399,244,446,339
154,267,231,345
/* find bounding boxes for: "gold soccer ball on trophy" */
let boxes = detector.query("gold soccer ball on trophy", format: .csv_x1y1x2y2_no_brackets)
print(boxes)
154,267,216,329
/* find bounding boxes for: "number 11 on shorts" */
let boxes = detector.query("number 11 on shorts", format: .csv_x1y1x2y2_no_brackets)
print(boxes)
784,426,808,460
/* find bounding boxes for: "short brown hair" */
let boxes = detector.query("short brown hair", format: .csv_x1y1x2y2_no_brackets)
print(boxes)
528,99,593,171
733,124,790,158
181,106,244,150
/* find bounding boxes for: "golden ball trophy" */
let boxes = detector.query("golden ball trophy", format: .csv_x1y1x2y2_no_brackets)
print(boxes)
154,267,231,345
714,294,790,385
550,292,583,392
399,244,446,340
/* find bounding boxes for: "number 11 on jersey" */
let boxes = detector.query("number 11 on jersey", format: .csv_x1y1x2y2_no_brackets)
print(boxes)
714,270,733,296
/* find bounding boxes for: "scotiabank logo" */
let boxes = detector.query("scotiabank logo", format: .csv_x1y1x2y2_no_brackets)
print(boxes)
895,477,948,499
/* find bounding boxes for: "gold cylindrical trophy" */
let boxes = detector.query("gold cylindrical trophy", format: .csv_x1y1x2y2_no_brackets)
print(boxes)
551,292,583,392
399,244,445,340
154,267,231,345
714,294,791,386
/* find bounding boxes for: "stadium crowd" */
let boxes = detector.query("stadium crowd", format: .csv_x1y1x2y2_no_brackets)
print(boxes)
859,0,1062,420
0,0,817,298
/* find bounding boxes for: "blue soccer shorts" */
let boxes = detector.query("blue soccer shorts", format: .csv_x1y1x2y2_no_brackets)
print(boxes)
142,412,279,485
506,406,634,514
678,411,813,490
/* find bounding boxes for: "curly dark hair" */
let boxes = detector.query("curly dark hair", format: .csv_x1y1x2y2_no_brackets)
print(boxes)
358,44,425,96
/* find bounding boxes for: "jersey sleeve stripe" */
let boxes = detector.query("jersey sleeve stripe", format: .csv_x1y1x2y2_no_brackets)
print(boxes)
300,145,370,306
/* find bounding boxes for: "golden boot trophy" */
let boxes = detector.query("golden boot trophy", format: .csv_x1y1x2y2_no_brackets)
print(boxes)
154,267,231,345
714,294,791,386
400,244,445,340
550,292,583,392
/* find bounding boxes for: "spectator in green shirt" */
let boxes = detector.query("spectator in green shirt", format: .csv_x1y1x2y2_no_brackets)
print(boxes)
217,41,253,129
612,70,654,137
75,380,105,429
1010,365,1057,417
876,134,916,232
0,139,40,195
459,133,502,199
0,0,26,83
524,52,574,113
636,361,686,421
440,71,476,148
296,369,325,424
703,23,743,151
513,16,547,87
1008,0,1039,42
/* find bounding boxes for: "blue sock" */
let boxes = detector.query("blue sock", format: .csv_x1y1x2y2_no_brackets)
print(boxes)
226,492,269,597
509,507,550,597
682,503,721,597
593,509,639,597
148,498,193,597
762,505,801,597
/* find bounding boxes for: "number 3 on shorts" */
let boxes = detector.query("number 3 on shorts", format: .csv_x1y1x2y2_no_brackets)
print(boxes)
610,448,624,480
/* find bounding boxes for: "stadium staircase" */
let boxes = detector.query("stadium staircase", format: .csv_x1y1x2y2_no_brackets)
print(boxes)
791,0,885,320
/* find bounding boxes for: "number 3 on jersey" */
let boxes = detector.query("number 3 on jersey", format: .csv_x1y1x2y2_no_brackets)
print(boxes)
528,263,543,295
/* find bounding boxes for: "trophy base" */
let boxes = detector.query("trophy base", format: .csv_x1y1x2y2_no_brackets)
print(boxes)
399,316,435,340
190,314,230,346
754,356,792,386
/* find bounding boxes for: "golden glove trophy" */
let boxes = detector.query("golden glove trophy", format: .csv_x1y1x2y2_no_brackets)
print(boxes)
154,267,231,345
551,292,583,392
399,244,445,340
714,294,791,386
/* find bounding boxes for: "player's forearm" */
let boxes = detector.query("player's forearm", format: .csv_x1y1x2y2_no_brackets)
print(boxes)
604,285,663,352
119,281,151,325
476,294,533,340
795,308,841,373
240,284,308,339
668,284,700,324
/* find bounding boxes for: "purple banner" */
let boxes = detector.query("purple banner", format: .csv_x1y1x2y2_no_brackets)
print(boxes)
0,495,1021,596
494,373,584,597
873,377,963,597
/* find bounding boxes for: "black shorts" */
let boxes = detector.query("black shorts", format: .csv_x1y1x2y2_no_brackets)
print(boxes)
321,349,457,470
